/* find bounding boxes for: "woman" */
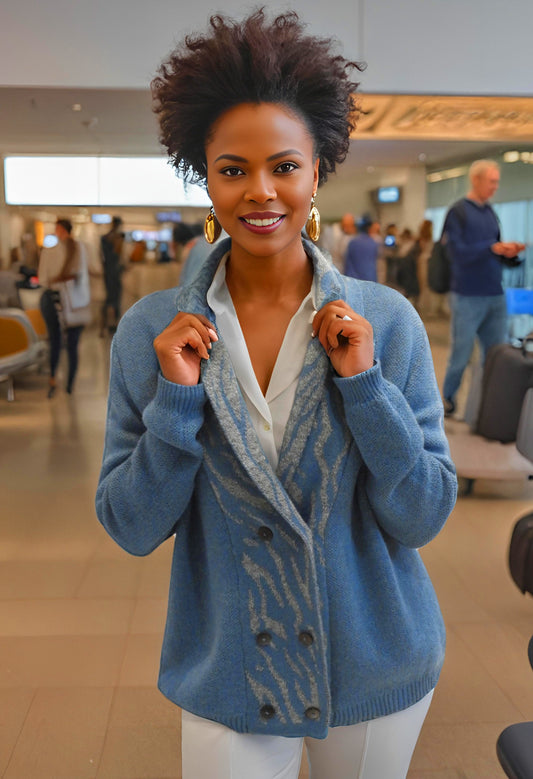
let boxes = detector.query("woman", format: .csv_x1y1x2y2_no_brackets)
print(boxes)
96,10,457,778
416,218,435,315
38,218,89,396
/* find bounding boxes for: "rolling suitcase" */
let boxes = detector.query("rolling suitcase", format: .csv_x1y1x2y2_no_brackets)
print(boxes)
475,337,533,443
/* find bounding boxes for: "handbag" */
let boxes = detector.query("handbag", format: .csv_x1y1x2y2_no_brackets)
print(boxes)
58,252,92,327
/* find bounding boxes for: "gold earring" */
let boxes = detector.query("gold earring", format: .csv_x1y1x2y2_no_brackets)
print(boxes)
306,196,320,242
204,207,222,244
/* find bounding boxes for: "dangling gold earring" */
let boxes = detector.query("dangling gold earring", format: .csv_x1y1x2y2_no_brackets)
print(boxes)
204,207,222,244
306,196,320,242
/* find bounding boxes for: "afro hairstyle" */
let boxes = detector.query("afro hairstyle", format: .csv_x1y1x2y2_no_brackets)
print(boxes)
151,8,363,188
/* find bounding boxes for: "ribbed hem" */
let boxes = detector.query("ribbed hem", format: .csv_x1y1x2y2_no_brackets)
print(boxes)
329,674,439,727
159,673,439,738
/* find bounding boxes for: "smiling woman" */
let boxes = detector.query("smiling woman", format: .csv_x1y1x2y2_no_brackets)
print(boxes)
206,103,318,257
95,9,457,779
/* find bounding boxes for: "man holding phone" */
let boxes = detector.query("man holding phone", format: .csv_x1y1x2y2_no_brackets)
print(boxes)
441,159,525,417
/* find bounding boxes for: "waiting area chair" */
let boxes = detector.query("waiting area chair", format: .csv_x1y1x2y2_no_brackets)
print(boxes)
0,307,47,401
496,510,533,778
496,636,533,778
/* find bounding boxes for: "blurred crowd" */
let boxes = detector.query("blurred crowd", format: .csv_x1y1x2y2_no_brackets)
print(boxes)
320,213,447,318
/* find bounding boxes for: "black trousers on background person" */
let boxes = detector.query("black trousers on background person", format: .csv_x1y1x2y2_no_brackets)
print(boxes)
40,289,84,394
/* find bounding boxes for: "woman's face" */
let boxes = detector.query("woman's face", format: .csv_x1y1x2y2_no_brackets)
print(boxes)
205,102,319,261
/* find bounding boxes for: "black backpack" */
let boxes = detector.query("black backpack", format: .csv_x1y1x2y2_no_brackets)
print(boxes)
428,200,469,294
427,241,451,294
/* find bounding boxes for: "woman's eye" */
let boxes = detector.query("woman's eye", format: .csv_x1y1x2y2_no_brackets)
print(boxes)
275,162,298,174
221,167,243,177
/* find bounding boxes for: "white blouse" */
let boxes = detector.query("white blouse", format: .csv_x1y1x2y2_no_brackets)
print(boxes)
206,254,316,470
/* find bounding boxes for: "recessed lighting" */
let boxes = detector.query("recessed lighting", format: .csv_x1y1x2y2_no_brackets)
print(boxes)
503,150,520,162
426,166,468,183
520,151,530,162
71,103,82,112
418,153,426,162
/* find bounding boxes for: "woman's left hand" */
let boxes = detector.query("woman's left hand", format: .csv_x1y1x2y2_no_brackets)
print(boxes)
312,300,374,377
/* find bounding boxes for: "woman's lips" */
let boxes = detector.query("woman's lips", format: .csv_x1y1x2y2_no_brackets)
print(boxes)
239,213,285,233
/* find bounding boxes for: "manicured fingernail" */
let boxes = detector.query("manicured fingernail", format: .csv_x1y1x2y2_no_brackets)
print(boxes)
208,328,218,340
311,330,316,338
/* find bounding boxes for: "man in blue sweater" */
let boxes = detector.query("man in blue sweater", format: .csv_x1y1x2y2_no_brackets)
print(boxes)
344,213,379,281
442,160,525,416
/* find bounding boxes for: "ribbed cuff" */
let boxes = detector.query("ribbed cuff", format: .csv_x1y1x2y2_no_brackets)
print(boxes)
142,373,206,449
156,372,206,413
333,360,385,404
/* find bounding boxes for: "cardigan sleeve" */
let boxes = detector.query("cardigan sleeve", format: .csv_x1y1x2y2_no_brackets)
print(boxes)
95,327,207,557
333,292,457,548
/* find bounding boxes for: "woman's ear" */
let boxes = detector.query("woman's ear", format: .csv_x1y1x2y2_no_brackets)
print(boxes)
313,158,320,190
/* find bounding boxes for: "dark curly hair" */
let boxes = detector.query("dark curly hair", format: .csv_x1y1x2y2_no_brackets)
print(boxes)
151,8,363,188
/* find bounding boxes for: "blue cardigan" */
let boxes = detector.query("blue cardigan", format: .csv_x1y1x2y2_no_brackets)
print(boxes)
96,238,457,739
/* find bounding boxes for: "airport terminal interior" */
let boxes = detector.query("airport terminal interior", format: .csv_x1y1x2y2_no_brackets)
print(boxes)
2,1,533,777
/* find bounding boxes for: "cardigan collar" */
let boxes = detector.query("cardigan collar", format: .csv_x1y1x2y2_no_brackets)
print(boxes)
174,238,365,539
175,237,364,318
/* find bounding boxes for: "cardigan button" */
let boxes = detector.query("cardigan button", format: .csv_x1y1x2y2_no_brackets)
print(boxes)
298,631,314,647
256,632,272,647
257,526,273,541
260,704,276,720
305,706,321,721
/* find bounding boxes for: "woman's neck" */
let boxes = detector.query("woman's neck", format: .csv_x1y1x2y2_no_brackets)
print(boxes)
225,242,313,305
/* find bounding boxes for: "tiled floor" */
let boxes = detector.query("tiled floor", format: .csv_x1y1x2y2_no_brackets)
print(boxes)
1,314,532,778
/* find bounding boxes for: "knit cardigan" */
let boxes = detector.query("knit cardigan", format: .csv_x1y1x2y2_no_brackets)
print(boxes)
96,238,457,739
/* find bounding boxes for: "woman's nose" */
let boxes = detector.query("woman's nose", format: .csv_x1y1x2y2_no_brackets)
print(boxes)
244,172,276,203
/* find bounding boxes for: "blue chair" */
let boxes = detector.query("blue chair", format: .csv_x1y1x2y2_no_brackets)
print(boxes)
506,288,533,315
506,288,533,342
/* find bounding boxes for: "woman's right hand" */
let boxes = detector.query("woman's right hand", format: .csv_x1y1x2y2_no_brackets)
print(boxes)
153,312,218,385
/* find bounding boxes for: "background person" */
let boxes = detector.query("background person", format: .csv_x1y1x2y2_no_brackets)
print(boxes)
343,213,379,281
441,159,525,416
415,219,434,315
330,212,356,272
396,227,420,308
38,218,89,397
100,215,125,334
96,10,456,779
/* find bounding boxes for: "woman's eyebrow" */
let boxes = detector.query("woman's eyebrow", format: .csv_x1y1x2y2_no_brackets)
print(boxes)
214,153,247,163
213,149,304,164
267,149,304,161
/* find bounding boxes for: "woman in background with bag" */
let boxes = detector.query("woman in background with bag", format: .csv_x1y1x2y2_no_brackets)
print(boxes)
38,218,91,397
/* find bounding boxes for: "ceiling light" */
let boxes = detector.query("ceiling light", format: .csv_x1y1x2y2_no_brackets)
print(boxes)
503,150,520,162
520,151,530,162
72,104,82,112
426,166,467,184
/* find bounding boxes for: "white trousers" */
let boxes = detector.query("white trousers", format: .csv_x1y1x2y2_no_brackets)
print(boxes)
181,690,433,779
